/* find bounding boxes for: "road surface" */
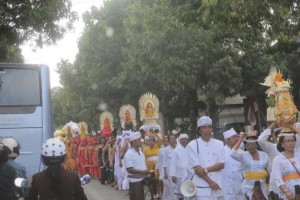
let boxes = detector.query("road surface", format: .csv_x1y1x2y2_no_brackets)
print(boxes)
83,179,129,200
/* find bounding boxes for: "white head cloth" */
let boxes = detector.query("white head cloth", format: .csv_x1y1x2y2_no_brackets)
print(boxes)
223,129,237,140
197,116,212,128
116,135,122,141
122,130,132,137
278,133,295,137
179,133,189,140
172,128,181,135
128,131,141,142
244,137,258,143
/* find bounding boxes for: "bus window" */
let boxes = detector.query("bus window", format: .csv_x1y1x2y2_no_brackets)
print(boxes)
0,68,41,106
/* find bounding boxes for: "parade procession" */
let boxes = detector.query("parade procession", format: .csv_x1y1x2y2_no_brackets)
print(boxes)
42,69,300,200
1,0,300,200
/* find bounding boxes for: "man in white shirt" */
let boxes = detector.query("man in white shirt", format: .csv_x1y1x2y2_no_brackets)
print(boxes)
124,131,152,200
170,133,190,200
156,136,169,199
162,134,177,200
187,116,225,200
222,129,244,200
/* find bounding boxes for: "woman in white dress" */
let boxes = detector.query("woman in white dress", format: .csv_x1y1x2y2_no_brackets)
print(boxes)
231,134,270,200
272,133,300,200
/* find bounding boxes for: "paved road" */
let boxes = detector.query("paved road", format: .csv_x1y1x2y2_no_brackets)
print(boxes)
83,179,129,200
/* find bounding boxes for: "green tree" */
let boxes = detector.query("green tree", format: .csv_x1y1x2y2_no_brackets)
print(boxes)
54,0,300,133
198,0,300,126
56,1,136,130
0,43,23,62
0,0,77,60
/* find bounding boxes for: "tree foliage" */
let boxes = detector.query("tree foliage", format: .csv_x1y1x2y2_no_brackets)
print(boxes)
54,0,300,132
0,0,77,60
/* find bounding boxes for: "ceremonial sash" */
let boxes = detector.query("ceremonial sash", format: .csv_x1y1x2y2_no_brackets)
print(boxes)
147,156,158,161
244,170,268,180
282,172,300,182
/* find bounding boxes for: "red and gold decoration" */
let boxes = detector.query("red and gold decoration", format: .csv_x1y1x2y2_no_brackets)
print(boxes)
100,111,113,137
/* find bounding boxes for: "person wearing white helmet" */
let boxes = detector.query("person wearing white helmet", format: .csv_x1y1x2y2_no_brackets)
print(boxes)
25,138,87,200
2,137,27,198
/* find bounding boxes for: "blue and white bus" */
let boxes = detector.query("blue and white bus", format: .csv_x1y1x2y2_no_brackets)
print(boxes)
0,64,52,176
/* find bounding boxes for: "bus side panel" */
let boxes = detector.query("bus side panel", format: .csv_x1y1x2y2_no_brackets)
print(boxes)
0,128,43,176
0,107,42,128
40,64,53,141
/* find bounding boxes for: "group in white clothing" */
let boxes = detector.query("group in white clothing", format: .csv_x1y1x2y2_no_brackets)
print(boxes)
120,116,300,200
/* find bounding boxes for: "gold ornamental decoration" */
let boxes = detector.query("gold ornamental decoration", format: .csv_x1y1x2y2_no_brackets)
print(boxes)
99,111,113,137
78,121,88,138
119,104,137,130
261,68,298,132
139,92,160,125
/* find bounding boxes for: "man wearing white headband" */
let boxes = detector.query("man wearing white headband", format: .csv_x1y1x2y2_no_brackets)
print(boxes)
124,131,152,200
222,129,244,200
162,134,177,200
187,116,225,200
170,133,190,200
113,135,124,190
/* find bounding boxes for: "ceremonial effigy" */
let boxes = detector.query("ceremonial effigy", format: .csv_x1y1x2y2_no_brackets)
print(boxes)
119,104,137,130
139,92,161,133
99,111,114,137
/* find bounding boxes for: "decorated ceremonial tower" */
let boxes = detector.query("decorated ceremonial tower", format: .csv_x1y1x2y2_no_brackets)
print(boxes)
261,68,298,133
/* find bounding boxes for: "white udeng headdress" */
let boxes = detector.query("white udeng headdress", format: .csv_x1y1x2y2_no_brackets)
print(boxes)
119,104,137,129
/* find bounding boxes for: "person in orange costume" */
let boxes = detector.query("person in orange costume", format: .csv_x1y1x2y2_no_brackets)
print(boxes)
71,136,80,173
143,129,162,199
63,138,76,171
78,138,89,176
86,137,94,176
91,137,99,178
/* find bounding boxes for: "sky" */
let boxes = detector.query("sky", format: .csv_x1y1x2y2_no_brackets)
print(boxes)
21,0,103,88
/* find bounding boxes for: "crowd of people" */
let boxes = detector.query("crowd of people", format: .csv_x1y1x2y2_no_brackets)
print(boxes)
54,115,300,200
1,115,300,200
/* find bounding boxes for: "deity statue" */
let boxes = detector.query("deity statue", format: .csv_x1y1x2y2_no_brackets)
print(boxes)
145,102,155,117
119,104,137,130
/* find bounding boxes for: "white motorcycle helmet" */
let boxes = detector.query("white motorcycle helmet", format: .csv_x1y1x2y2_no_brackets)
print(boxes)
41,138,66,165
2,138,20,158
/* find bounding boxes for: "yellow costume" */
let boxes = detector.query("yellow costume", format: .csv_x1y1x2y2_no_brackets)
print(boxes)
64,139,76,170
63,125,76,171
143,134,162,171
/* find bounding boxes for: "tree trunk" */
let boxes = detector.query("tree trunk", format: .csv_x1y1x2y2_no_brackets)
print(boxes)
188,90,198,139
207,98,219,130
